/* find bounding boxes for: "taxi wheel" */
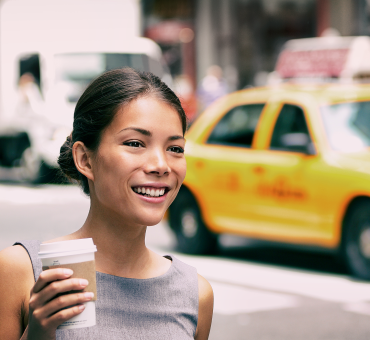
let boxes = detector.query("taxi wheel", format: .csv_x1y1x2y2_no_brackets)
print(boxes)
343,201,370,280
169,190,218,255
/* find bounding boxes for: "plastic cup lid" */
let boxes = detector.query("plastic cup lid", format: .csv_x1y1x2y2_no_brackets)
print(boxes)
38,238,97,258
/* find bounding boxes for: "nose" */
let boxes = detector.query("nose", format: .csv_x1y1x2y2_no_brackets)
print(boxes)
144,148,170,176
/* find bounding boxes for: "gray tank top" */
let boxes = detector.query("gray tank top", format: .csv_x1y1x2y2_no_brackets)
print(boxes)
14,240,198,340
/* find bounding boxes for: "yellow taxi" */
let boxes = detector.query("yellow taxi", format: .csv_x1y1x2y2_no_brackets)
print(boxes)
168,83,370,279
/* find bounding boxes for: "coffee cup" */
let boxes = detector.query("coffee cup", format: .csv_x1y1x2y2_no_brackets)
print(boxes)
38,238,97,329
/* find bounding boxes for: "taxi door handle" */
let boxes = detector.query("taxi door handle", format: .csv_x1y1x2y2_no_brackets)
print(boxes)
253,166,265,175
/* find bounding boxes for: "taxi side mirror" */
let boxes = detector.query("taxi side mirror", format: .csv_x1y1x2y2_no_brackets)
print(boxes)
280,133,316,155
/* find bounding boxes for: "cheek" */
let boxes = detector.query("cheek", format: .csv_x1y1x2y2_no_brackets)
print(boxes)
97,148,138,175
173,157,187,183
93,152,127,191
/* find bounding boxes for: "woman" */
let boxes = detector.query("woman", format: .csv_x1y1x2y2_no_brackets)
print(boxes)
0,68,214,340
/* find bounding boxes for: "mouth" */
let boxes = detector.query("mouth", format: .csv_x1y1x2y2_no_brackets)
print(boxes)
132,186,169,198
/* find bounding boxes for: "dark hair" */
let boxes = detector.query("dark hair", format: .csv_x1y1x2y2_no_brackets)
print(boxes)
58,68,187,195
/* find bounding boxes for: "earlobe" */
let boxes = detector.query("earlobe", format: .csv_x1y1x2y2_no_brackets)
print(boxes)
72,142,94,181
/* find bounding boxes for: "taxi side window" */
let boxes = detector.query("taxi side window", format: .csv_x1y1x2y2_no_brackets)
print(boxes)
206,104,265,147
270,104,315,154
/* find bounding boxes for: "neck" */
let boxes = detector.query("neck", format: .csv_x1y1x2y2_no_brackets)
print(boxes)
71,204,151,278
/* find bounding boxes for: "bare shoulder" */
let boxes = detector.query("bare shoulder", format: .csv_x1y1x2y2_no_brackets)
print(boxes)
195,274,214,340
0,245,34,276
0,245,34,339
198,274,214,303
0,244,34,297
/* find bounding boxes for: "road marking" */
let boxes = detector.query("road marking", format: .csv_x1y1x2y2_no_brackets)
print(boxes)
0,184,89,205
210,281,299,315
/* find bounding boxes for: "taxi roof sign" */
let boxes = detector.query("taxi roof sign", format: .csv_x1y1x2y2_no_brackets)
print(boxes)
274,36,370,82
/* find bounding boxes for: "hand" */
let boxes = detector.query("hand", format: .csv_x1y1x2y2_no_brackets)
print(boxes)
26,268,94,340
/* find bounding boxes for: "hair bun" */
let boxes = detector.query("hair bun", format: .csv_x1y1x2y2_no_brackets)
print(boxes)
58,134,80,181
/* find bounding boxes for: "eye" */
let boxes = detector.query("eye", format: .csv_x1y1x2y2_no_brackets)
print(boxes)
123,141,143,148
168,146,184,154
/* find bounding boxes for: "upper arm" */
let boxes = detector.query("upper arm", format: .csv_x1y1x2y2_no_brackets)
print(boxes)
0,245,35,340
195,274,214,340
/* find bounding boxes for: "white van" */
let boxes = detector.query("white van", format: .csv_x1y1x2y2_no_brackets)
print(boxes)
0,0,171,182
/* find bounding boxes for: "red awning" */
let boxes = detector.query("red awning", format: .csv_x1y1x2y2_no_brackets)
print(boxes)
145,21,190,44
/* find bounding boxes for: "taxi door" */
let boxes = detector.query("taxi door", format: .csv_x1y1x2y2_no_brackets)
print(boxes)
191,103,266,233
246,102,324,244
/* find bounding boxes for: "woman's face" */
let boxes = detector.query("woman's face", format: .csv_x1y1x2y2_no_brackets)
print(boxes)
90,95,186,227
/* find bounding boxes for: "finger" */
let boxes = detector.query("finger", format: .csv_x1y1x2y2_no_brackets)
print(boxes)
33,268,74,294
38,291,94,320
39,304,87,330
34,278,89,307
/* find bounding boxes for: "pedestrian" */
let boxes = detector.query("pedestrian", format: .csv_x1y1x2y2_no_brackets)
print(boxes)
0,68,214,340
197,65,228,111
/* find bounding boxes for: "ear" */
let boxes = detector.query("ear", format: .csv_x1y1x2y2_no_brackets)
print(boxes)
72,141,94,181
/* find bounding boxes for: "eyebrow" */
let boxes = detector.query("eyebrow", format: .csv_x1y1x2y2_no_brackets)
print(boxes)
119,127,185,141
120,127,152,136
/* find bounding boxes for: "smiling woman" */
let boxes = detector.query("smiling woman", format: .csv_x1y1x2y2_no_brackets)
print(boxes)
0,68,213,340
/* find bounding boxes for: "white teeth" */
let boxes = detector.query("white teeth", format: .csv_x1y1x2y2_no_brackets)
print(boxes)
134,187,166,197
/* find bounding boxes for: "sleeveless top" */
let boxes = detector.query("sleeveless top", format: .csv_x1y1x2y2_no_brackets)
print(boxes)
14,240,199,340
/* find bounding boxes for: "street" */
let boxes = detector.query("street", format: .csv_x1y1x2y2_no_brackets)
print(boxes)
1,183,370,339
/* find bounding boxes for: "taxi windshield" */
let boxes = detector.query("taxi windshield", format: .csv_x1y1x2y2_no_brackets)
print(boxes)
320,101,370,152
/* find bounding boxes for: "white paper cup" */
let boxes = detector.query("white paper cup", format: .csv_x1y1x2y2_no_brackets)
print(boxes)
38,238,97,330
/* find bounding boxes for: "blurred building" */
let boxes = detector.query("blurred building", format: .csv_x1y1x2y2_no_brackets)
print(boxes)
142,0,370,90
1,0,369,92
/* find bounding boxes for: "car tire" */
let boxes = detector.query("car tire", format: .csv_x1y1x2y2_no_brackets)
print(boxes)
19,147,42,183
169,189,218,255
19,147,57,184
343,200,370,280
36,162,59,184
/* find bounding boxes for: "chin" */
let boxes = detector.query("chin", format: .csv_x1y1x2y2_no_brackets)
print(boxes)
136,212,165,227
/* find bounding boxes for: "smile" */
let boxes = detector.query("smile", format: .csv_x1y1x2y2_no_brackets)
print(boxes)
132,187,167,198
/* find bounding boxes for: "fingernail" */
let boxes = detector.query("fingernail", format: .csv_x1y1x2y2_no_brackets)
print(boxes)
84,292,94,299
64,269,73,276
80,279,89,287
79,304,85,311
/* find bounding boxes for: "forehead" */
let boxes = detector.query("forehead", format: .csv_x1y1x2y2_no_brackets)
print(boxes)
110,95,183,133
